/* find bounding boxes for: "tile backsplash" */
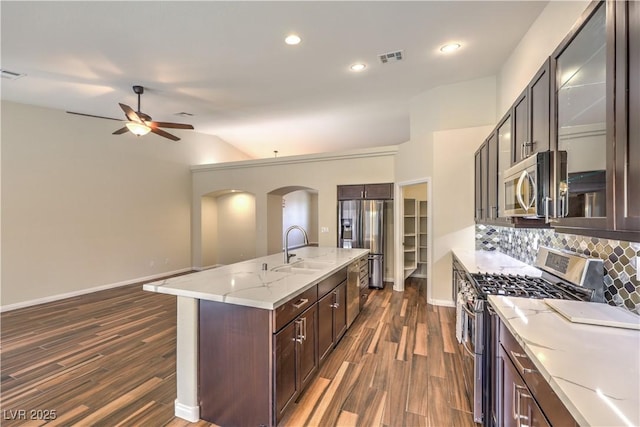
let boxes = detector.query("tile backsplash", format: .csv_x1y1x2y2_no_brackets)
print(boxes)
476,224,640,315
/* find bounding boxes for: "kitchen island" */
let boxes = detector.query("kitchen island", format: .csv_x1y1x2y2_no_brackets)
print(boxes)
143,246,369,425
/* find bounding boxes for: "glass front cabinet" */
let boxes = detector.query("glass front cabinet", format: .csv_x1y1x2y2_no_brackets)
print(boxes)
550,0,639,238
475,0,639,239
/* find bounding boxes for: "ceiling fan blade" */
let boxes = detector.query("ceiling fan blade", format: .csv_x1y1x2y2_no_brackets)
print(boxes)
151,127,180,142
112,127,129,135
119,103,142,123
148,121,194,130
67,111,122,121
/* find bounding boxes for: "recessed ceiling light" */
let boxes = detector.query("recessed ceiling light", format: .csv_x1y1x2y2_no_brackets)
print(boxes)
285,34,301,45
440,43,461,53
350,63,367,72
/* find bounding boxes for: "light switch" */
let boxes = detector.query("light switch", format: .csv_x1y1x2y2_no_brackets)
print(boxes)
321,227,329,233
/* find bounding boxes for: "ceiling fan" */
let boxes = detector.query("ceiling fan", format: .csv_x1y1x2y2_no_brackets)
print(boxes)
67,85,194,141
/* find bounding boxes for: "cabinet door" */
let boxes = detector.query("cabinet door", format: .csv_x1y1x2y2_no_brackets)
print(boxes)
274,321,298,419
499,346,530,427
497,115,513,218
553,2,609,229
529,59,551,156
487,132,499,220
473,150,484,222
318,291,335,362
615,0,640,232
297,305,318,389
338,185,365,200
512,90,529,165
333,281,348,341
364,183,393,199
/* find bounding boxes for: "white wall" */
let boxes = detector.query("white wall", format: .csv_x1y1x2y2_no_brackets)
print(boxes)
1,101,250,308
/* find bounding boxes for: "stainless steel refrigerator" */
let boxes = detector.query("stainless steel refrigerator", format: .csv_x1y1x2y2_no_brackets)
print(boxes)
338,200,385,288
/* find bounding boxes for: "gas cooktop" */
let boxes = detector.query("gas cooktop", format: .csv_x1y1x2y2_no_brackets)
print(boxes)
470,272,592,301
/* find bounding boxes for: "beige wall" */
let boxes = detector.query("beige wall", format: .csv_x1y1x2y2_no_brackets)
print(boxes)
497,0,590,117
1,101,249,308
200,196,218,268
283,190,317,247
215,192,257,264
190,147,397,270
397,77,497,303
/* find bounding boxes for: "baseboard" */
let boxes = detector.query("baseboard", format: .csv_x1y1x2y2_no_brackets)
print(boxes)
428,297,455,307
193,264,224,271
174,400,200,422
0,267,192,313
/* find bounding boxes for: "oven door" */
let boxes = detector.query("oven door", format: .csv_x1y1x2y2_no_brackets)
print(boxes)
461,300,484,424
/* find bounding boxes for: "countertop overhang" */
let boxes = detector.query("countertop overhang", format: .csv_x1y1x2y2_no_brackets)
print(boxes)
143,247,369,310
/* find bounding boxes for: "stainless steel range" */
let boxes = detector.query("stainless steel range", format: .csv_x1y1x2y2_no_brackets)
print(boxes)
456,246,604,426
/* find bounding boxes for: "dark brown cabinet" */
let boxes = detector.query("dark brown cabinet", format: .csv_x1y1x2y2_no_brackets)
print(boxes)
615,0,640,233
498,346,550,427
512,60,551,165
475,131,502,222
337,183,393,200
274,304,318,421
550,0,639,239
512,90,529,165
495,316,578,427
474,142,488,221
318,280,347,363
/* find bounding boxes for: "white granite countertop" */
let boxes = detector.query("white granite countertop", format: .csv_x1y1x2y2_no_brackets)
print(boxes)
452,248,542,277
143,247,369,310
489,295,640,427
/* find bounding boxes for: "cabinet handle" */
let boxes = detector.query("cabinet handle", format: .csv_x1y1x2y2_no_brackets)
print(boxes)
513,383,529,426
510,351,538,375
292,298,308,309
544,197,552,223
294,318,306,342
294,319,303,343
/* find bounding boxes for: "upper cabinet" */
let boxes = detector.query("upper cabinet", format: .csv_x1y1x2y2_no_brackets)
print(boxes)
614,0,640,233
337,183,393,200
475,0,639,240
551,1,609,230
512,60,552,165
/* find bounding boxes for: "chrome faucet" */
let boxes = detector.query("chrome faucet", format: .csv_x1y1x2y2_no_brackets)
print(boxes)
284,225,309,263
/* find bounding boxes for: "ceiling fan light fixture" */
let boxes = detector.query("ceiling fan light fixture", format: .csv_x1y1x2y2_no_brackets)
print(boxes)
126,121,151,136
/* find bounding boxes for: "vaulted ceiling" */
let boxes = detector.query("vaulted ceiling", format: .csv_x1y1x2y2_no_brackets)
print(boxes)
1,1,548,158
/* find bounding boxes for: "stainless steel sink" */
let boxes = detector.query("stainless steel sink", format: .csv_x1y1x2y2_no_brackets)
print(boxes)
271,260,334,274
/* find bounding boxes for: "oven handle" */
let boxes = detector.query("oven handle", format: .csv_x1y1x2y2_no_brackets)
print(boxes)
462,303,476,320
462,336,475,357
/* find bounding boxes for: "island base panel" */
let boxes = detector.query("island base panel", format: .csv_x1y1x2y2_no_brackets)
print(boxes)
199,300,273,427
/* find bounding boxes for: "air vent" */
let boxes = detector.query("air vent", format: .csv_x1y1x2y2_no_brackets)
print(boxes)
1,69,26,80
378,50,404,64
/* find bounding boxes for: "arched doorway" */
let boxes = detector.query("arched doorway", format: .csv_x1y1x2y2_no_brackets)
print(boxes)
267,186,319,255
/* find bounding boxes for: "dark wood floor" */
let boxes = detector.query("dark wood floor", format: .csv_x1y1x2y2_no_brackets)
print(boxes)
0,277,475,426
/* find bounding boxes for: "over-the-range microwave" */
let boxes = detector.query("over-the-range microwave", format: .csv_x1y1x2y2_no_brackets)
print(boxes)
503,150,567,220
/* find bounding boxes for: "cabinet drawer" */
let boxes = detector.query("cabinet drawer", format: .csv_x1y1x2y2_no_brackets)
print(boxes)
318,267,348,298
273,286,318,332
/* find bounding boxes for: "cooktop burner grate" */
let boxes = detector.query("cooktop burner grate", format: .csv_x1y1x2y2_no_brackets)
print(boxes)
470,273,592,301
